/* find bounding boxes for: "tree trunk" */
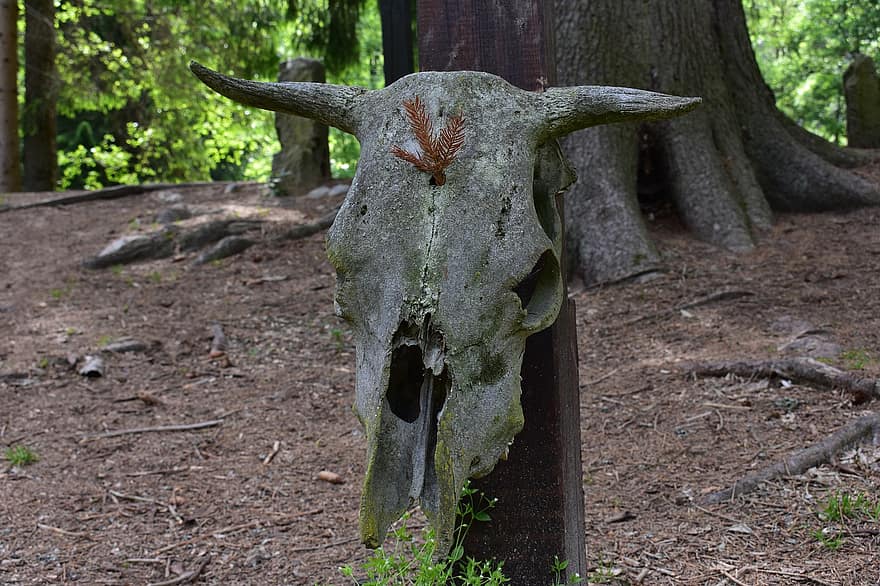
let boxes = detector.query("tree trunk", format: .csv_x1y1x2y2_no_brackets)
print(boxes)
0,0,21,193
23,0,56,191
555,0,880,286
379,0,414,85
844,53,880,149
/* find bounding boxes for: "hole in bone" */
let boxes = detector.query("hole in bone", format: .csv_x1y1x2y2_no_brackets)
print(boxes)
513,249,561,331
387,318,450,500
387,344,424,423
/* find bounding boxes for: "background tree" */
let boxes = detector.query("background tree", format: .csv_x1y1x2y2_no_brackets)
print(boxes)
555,0,880,286
0,0,21,192
23,0,56,191
378,0,414,85
744,0,880,144
48,0,375,190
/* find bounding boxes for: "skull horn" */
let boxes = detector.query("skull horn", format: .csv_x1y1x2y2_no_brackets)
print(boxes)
534,85,702,139
189,61,367,135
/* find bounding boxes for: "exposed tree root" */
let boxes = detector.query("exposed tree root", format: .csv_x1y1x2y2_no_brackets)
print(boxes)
684,357,880,403
272,206,339,241
700,413,880,504
83,204,339,269
0,182,218,213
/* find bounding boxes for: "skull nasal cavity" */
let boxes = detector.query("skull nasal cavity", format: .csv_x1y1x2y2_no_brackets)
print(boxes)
387,345,423,423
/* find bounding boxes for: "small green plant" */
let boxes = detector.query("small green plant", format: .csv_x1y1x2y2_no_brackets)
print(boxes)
148,270,163,284
813,490,880,550
329,327,346,350
97,334,113,348
111,264,124,277
337,482,508,585
586,559,620,584
36,356,50,369
50,288,64,300
840,349,873,370
5,445,39,467
820,490,879,522
551,555,583,585
812,528,844,550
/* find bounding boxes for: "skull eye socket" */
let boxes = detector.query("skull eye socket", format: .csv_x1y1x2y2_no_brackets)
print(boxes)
513,249,561,332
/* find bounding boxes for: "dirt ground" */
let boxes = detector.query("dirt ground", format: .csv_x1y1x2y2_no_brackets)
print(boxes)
1,177,879,586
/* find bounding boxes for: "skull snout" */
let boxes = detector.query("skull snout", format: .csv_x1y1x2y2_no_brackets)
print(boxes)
387,315,450,501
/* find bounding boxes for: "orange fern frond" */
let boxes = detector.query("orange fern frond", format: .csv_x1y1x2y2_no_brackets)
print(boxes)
434,113,465,166
391,96,465,186
402,96,436,157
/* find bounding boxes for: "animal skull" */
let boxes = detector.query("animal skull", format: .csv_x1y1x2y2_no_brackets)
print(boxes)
191,62,699,551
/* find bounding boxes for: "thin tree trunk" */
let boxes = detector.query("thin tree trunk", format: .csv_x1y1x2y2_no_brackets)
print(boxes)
379,0,414,85
556,0,880,286
23,0,56,191
0,0,22,193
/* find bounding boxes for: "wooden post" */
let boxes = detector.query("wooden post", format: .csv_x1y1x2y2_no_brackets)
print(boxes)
418,2,586,583
379,0,415,85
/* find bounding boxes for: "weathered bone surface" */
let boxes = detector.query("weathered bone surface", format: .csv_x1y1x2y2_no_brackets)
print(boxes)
190,61,699,551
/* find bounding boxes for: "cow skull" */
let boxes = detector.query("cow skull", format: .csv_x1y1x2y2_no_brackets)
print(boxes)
191,62,699,552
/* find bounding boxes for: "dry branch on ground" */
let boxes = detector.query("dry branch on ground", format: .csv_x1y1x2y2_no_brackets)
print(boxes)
685,356,880,402
701,412,880,504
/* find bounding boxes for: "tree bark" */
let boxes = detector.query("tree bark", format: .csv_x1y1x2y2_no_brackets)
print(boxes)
555,0,880,286
23,0,56,191
379,0,414,85
0,0,22,193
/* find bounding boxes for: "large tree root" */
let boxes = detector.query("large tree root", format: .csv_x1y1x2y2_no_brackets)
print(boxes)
700,413,880,504
83,206,341,269
272,206,339,241
684,357,880,403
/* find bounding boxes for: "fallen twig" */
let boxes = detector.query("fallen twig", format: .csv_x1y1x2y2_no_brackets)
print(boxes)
80,419,223,443
701,413,880,504
37,523,92,539
109,490,184,524
290,536,358,553
0,182,215,213
153,508,323,554
262,440,281,465
718,568,749,586
146,555,210,586
684,357,880,402
124,466,196,477
624,289,754,326
755,567,835,586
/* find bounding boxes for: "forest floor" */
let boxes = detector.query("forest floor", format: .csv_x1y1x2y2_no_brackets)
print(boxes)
1,177,879,586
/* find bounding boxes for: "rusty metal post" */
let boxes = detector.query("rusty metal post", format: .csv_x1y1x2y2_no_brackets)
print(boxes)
418,2,586,582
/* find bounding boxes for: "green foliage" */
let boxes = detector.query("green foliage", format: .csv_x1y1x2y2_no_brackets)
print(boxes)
840,348,873,370
813,490,880,550
38,0,380,189
551,555,583,585
336,483,509,585
820,490,880,522
744,0,880,144
5,445,39,467
812,528,844,550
